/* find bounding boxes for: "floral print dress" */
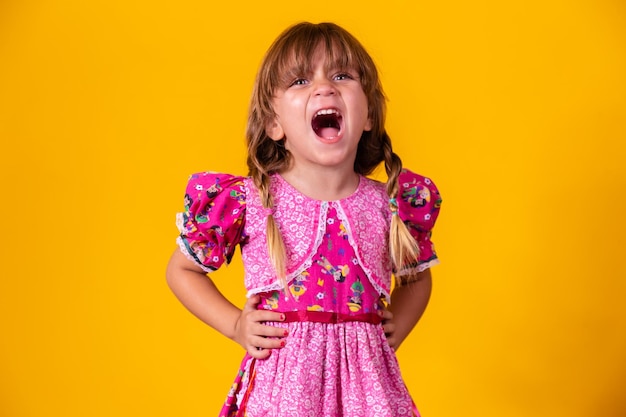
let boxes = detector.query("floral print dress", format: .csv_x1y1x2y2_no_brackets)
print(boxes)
176,170,442,417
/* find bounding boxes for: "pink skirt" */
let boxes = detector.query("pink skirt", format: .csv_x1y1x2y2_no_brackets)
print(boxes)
219,311,420,417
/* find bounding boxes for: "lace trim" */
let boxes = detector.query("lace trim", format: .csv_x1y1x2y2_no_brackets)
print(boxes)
175,211,184,232
334,201,390,302
175,236,214,273
247,201,329,297
175,212,214,272
394,258,440,278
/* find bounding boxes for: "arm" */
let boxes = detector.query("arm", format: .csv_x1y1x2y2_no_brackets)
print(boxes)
165,249,287,359
381,269,432,351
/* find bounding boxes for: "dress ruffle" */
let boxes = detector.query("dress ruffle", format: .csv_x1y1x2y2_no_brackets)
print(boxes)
395,169,443,277
176,172,246,272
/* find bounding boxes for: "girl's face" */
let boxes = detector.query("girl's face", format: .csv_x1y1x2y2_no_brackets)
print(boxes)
266,47,372,175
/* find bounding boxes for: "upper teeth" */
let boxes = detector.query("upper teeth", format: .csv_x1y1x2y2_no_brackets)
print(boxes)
315,109,339,117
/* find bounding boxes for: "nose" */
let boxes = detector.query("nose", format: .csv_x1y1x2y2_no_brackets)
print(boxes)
313,78,336,96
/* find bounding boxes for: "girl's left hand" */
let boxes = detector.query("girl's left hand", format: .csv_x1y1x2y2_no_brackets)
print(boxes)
378,304,398,349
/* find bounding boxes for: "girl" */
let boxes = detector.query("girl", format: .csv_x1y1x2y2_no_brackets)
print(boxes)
166,22,442,417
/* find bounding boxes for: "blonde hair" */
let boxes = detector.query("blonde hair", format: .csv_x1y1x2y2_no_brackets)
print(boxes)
246,22,419,288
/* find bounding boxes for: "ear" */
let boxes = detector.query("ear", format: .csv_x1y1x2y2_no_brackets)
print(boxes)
266,118,285,141
363,116,372,132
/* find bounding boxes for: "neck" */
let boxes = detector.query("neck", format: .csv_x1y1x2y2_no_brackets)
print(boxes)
279,166,360,201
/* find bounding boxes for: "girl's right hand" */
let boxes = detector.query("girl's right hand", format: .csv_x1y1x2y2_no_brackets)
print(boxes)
234,294,288,359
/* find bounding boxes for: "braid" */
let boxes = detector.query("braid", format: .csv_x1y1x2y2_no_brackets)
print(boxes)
252,170,288,292
383,138,421,281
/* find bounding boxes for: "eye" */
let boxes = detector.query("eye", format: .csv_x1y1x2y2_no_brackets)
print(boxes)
289,78,308,87
333,72,355,81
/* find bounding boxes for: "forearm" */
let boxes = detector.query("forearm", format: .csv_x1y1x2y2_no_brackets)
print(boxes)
388,269,432,350
166,250,241,341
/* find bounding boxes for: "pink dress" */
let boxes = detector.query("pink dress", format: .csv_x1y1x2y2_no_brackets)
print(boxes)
176,170,442,417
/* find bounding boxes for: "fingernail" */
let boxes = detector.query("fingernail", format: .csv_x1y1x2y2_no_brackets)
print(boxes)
283,330,289,336
280,340,286,347
280,314,285,321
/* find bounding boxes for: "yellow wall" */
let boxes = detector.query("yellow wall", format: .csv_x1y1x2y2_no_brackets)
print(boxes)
1,1,625,416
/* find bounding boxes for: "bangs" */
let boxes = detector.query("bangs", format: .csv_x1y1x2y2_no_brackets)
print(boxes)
267,23,372,91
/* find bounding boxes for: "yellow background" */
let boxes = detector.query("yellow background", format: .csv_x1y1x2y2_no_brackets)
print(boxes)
1,1,625,416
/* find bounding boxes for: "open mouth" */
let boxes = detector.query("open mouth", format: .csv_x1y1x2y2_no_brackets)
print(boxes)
312,108,343,140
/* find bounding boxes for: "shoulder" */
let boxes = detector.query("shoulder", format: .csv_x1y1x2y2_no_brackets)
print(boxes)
398,169,439,192
396,168,442,230
180,171,248,228
184,172,247,200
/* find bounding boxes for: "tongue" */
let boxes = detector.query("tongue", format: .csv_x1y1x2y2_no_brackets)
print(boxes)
319,127,340,139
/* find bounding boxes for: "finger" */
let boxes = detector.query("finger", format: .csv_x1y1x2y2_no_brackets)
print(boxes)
382,321,395,334
246,336,286,358
385,326,396,340
246,322,289,339
262,325,289,339
241,321,283,347
378,308,393,321
247,309,286,324
247,346,272,359
385,335,397,350
253,336,286,350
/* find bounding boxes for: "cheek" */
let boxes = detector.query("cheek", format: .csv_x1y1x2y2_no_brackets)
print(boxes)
276,95,306,117
359,96,372,130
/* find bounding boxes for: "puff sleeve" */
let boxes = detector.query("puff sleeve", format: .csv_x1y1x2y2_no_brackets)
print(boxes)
395,169,443,277
175,172,247,272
